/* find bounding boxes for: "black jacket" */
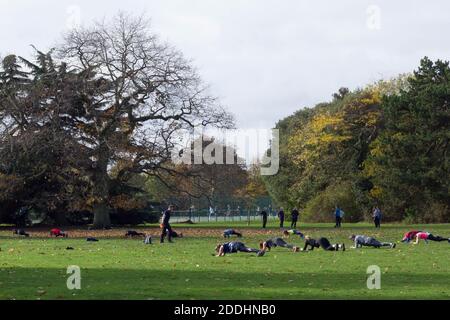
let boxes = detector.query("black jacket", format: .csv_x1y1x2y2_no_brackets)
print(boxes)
303,238,320,251
162,210,171,225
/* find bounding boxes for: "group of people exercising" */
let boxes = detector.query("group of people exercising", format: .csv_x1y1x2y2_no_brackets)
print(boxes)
10,205,449,256
215,228,450,256
215,229,343,256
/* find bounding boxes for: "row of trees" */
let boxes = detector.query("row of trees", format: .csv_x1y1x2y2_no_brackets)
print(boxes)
2,12,447,225
145,136,270,211
263,57,449,223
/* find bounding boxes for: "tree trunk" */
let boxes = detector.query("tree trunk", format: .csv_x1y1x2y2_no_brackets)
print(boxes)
92,142,112,229
54,212,69,227
93,202,111,229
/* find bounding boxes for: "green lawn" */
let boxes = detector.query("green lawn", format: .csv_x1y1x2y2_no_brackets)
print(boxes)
0,223,449,300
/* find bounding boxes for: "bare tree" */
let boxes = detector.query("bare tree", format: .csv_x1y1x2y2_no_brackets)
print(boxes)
57,12,234,228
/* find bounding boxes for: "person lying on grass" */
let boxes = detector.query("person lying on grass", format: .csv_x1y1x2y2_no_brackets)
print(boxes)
50,228,68,238
260,238,300,252
283,229,304,239
215,242,265,257
302,236,345,251
413,232,450,244
13,228,30,237
125,230,146,237
223,229,242,238
170,230,183,238
144,235,152,244
350,235,396,249
401,230,422,243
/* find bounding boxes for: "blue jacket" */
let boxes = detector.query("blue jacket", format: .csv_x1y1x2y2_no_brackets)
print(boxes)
335,208,341,217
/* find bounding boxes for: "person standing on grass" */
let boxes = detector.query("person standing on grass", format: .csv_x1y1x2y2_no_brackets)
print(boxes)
278,207,285,228
260,209,268,228
372,206,382,228
291,208,299,228
302,235,345,251
160,205,175,243
334,205,343,228
215,242,265,257
350,234,396,249
413,232,450,244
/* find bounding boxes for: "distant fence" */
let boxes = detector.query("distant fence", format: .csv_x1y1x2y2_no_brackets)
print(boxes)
165,209,278,224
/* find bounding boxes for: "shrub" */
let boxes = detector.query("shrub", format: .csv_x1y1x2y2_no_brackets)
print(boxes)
303,182,364,222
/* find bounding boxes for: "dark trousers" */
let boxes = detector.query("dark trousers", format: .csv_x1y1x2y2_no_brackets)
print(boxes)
374,217,381,228
366,239,391,248
291,220,297,228
319,238,336,251
428,234,448,242
160,223,173,243
274,238,294,249
335,216,342,228
262,218,267,228
279,219,284,228
234,242,259,253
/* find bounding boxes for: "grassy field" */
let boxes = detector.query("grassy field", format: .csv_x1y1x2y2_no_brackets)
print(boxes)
0,222,449,300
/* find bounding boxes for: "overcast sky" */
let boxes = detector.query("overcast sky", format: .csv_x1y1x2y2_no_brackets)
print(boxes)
1,0,449,131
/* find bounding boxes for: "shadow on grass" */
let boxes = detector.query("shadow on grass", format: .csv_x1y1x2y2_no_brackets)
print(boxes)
0,267,449,300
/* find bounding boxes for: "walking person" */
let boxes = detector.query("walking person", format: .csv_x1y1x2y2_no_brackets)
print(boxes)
260,209,268,229
278,207,285,228
209,206,214,222
372,206,382,228
291,208,299,229
160,205,175,243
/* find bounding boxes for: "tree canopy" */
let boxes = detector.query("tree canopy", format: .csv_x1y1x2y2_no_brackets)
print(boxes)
263,59,449,223
0,13,234,227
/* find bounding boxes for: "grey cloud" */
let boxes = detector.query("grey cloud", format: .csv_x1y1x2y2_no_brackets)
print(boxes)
1,0,450,132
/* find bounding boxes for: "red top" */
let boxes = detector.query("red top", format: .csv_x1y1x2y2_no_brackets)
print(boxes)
416,232,430,240
403,230,420,240
50,228,62,235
